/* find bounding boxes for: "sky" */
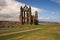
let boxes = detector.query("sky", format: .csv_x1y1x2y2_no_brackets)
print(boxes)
0,0,60,22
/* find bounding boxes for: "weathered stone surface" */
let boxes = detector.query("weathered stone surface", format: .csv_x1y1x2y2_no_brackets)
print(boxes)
20,5,38,25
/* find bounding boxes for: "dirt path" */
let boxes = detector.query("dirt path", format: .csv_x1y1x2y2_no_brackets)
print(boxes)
0,28,40,36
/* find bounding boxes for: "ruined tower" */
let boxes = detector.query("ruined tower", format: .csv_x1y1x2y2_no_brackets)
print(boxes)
34,11,38,25
19,5,38,25
19,6,23,24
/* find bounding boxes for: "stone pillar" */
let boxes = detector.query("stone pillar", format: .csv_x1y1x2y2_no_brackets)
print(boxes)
35,11,38,25
31,16,33,24
23,5,29,24
24,11,25,24
26,10,29,24
20,6,23,25
28,6,31,24
35,11,38,20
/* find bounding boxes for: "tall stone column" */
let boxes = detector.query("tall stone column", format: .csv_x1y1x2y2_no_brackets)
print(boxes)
28,6,31,24
23,5,28,24
35,11,38,25
20,6,23,25
23,11,25,24
26,10,29,24
35,11,38,20
32,15,35,25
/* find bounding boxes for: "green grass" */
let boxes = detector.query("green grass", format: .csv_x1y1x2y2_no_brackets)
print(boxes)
0,24,60,40
0,25,39,34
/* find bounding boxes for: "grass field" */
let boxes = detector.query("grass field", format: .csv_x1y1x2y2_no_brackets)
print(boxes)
0,24,60,40
0,25,38,34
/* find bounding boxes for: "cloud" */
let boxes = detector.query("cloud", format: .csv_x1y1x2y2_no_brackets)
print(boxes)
0,0,6,7
48,11,60,14
38,17,51,22
0,0,41,21
0,14,13,18
1,0,59,22
39,17,60,22
51,0,60,4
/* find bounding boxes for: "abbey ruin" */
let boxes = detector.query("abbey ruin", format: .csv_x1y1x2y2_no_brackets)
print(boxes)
19,5,38,25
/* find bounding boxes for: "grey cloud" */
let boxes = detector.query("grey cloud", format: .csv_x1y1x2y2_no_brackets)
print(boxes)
0,14,14,18
0,0,6,7
0,0,40,21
